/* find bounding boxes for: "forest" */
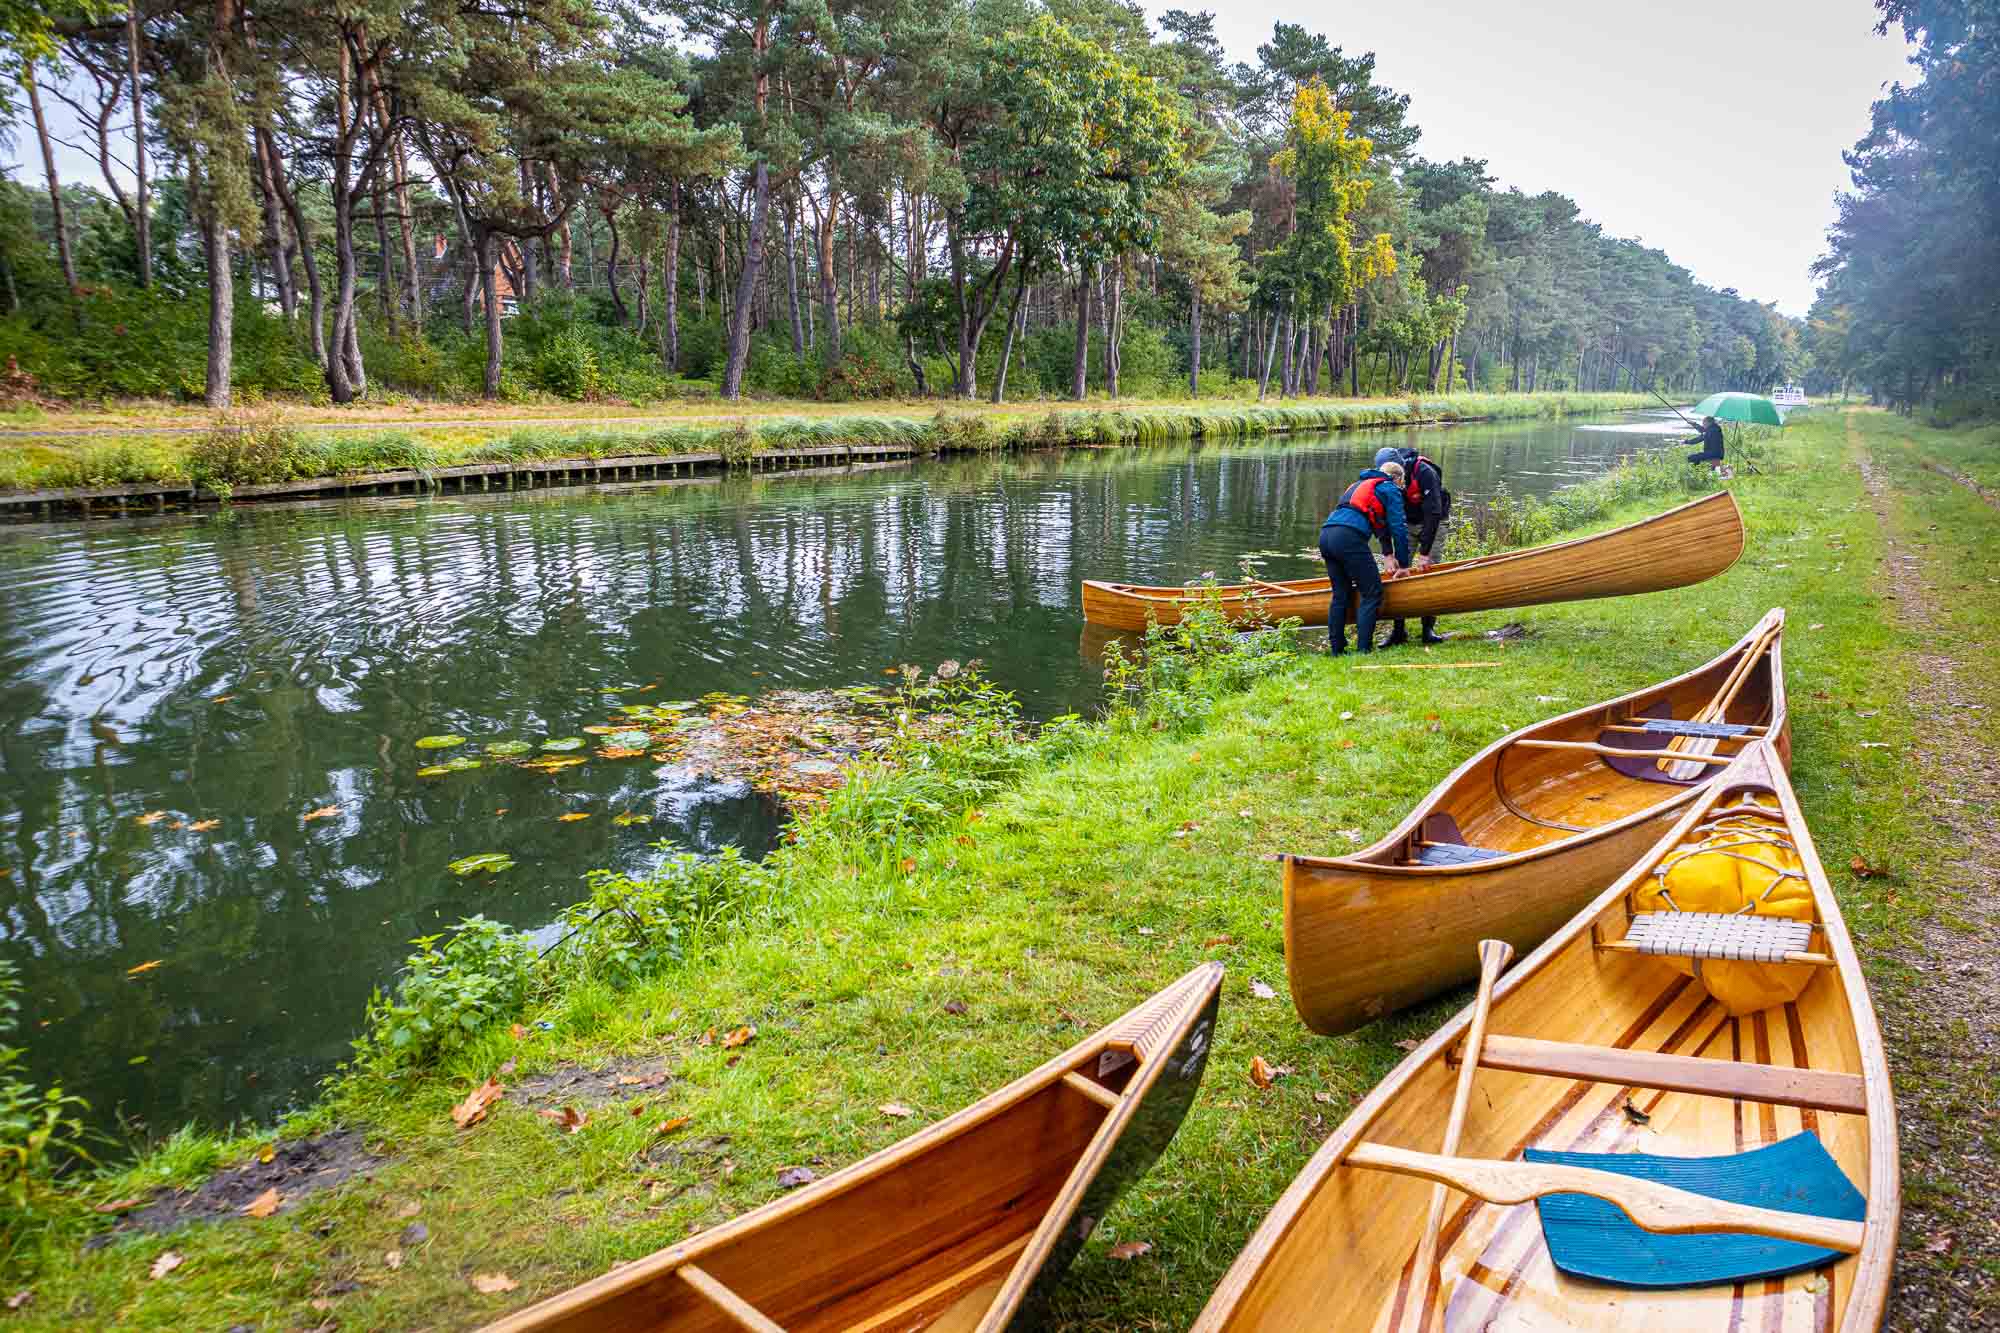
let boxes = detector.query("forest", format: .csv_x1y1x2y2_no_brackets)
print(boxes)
1810,0,1998,420
0,0,1809,410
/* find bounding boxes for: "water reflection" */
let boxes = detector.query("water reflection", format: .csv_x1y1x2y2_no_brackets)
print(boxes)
0,414,1661,1131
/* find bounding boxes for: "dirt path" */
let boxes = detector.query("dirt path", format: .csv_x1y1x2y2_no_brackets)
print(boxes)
1854,423,2000,1328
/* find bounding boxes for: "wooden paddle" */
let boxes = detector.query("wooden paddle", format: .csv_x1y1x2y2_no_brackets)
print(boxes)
1661,617,1778,780
1403,938,1514,1326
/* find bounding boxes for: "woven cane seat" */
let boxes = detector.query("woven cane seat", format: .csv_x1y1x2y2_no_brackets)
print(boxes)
1623,911,1814,963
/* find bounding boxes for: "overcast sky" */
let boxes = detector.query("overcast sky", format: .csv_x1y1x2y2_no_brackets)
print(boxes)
17,1,1912,314
1152,0,1917,314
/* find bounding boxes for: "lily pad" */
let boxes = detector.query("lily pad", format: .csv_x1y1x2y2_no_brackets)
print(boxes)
418,757,483,777
448,852,515,876
607,730,652,748
612,812,653,826
523,755,587,771
415,735,467,750
617,705,661,719
541,737,585,752
484,740,533,756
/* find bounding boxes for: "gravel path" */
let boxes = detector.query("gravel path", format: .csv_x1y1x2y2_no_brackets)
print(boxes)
1857,431,2000,1328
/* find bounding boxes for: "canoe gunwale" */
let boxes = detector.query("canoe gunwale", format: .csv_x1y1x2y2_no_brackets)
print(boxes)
1080,489,1745,629
1197,742,1899,1331
484,963,1224,1331
1284,607,1789,878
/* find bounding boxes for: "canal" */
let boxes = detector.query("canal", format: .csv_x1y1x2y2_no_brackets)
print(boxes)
0,411,1684,1134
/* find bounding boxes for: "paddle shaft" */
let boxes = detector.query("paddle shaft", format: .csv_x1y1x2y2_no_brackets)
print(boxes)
1662,619,1778,776
1407,939,1515,1321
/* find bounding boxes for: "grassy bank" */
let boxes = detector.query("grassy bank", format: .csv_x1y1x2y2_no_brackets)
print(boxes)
0,391,1657,495
9,412,1981,1329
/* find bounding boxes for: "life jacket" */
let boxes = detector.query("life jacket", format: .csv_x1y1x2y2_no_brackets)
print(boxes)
1338,477,1392,537
1399,451,1442,509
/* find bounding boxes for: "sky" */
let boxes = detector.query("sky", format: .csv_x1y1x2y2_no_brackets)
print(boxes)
1149,0,1917,314
16,0,1913,316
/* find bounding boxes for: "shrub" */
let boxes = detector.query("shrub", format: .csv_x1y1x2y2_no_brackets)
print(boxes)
554,845,774,985
532,327,602,401
186,408,305,487
355,916,537,1073
0,960,91,1212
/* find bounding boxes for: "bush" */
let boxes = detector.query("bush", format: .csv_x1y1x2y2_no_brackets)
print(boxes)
186,408,306,487
0,960,91,1213
554,846,774,985
356,916,537,1073
532,326,602,401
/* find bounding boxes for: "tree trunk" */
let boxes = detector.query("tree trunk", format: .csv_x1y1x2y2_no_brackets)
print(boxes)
1188,288,1202,396
1069,266,1092,400
373,189,397,332
782,195,804,357
661,186,681,372
479,228,504,400
720,160,770,400
991,268,1029,405
203,201,233,408
1446,332,1458,393
23,68,78,293
126,8,152,287
1257,309,1281,401
814,184,842,370
604,209,627,324
1101,265,1121,398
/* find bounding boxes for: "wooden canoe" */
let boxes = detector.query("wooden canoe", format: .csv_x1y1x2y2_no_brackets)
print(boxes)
1197,741,1898,1331
483,963,1222,1332
1285,608,1789,1035
1079,489,1744,631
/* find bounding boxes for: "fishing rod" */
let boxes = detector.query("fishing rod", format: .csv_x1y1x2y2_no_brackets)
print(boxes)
1615,359,1701,429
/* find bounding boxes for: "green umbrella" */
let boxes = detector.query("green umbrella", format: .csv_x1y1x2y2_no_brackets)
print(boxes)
1690,392,1786,427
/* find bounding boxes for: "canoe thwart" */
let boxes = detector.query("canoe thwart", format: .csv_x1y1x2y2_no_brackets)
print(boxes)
1622,911,1822,963
1343,1142,1866,1254
1457,1034,1867,1115
1061,1071,1121,1110
677,1264,787,1332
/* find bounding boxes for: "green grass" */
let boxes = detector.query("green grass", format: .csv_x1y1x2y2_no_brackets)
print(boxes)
7,409,1984,1328
0,391,1657,495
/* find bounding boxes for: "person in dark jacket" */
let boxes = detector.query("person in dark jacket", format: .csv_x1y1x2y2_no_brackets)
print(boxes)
1319,459,1409,655
1684,415,1725,463
1378,445,1451,647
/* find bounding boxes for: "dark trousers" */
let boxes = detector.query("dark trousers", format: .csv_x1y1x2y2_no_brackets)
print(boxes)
1688,448,1722,463
1320,523,1383,653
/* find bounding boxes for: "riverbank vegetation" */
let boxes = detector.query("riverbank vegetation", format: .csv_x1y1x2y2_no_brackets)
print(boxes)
1808,2,1997,420
0,3,1809,420
0,389,1657,494
2,412,1991,1326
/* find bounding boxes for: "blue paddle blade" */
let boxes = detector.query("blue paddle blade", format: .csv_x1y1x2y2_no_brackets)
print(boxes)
1524,1131,1866,1289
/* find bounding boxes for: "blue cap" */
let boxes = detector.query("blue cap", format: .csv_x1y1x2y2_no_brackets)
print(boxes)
1373,447,1401,467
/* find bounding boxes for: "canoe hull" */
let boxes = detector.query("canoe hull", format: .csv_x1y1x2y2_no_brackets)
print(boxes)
1285,609,1789,1035
486,965,1222,1333
1200,743,1898,1332
1080,489,1744,631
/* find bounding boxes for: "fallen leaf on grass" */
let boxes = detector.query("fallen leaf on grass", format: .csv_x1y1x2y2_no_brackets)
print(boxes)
1394,1038,1419,1052
1925,1232,1954,1254
4,1291,27,1310
303,805,342,822
1857,742,1890,749
126,960,163,977
311,1297,334,1312
1338,829,1363,843
879,1103,916,1119
510,1023,527,1040
134,810,168,826
94,1197,143,1214
1849,856,1890,879
1249,980,1277,1001
451,1077,505,1129
1312,1091,1337,1105
396,1201,422,1218
149,1251,184,1280
1808,623,1825,630
1107,1240,1153,1261
1203,934,1234,949
385,1249,403,1270
539,1106,588,1134
655,1117,691,1136
776,1166,817,1189
471,1273,518,1294
900,858,916,874
1339,739,1356,750
242,1187,282,1218
942,1000,968,1016
1248,1056,1279,1090
258,1144,275,1163
721,1025,756,1049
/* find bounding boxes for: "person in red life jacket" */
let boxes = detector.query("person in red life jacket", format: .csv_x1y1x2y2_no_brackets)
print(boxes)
1377,445,1452,647
1318,458,1409,655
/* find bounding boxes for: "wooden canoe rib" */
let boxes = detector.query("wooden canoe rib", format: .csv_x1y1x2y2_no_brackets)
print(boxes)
1284,608,1789,1035
483,964,1222,1332
1197,742,1899,1331
1079,489,1744,631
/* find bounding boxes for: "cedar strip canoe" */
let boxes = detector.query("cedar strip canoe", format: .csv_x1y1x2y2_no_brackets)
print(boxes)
1197,741,1898,1331
484,964,1222,1332
1285,608,1789,1036
1080,489,1744,631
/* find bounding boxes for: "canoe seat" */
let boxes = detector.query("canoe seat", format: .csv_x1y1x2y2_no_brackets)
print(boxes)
1416,842,1507,867
1622,911,1814,963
